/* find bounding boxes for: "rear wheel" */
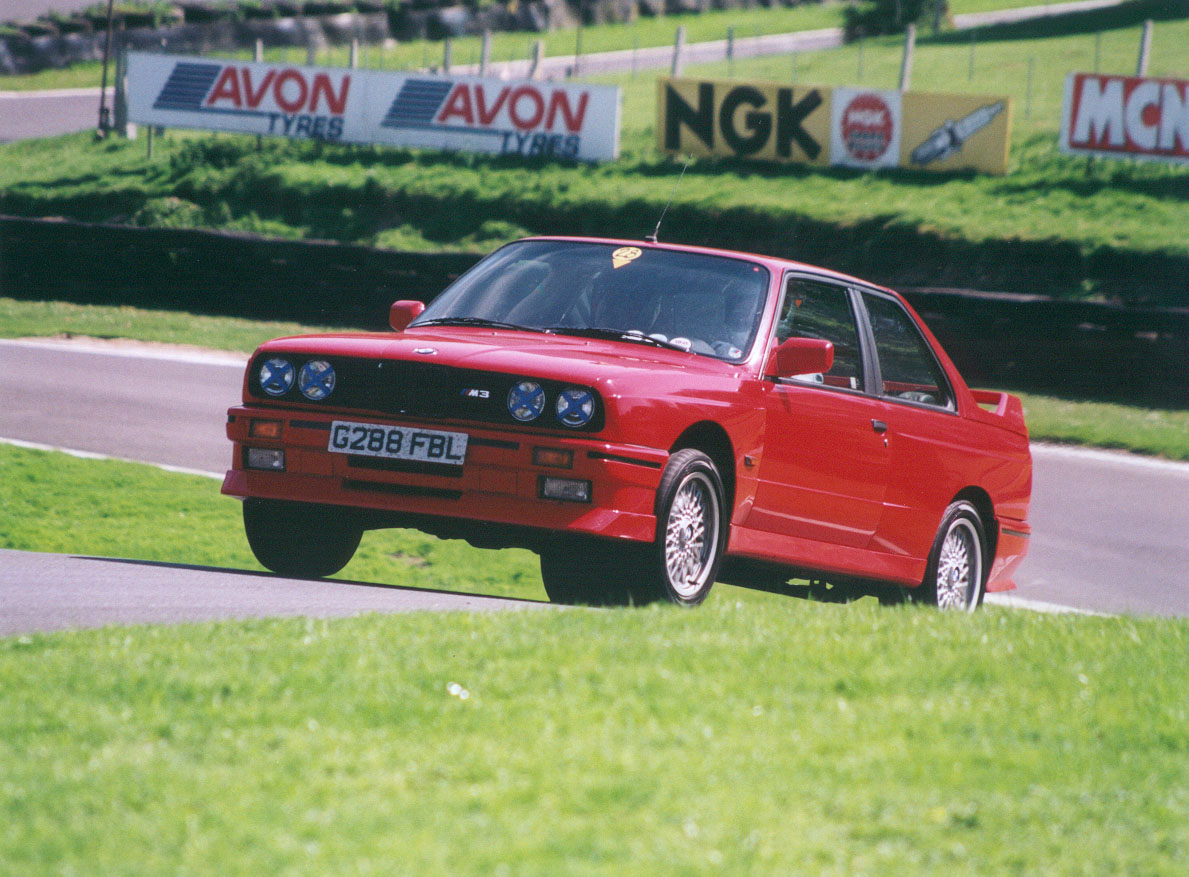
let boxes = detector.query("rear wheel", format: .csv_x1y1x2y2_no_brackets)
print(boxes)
918,501,986,612
243,498,362,579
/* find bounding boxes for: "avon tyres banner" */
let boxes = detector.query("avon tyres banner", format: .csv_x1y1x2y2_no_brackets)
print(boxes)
658,77,1011,174
127,53,621,162
1060,73,1189,164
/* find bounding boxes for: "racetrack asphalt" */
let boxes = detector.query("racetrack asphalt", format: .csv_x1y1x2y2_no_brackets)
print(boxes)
2,336,1187,627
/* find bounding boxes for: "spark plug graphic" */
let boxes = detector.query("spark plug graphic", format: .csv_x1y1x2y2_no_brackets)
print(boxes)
910,101,1005,166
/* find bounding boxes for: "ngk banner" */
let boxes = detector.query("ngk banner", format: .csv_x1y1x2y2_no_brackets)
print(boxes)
658,77,1011,174
127,53,621,162
1060,73,1189,164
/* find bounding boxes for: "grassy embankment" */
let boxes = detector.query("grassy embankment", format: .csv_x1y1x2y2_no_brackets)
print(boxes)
2,5,1187,299
1,441,1188,873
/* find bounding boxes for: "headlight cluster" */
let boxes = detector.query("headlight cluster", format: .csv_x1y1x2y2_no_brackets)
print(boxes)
507,381,596,428
259,357,336,401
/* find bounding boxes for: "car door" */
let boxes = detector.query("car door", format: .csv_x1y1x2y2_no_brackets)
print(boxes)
747,276,890,549
859,290,966,560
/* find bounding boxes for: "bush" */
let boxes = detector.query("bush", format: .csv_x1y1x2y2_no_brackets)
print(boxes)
844,0,950,41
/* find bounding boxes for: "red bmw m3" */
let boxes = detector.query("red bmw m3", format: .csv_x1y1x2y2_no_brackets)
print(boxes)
223,237,1031,609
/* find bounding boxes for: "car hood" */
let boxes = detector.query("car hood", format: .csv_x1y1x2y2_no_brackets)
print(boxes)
257,327,746,387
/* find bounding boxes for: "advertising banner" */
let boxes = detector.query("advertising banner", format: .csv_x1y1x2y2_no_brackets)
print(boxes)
658,77,1011,175
1060,72,1189,164
127,52,621,162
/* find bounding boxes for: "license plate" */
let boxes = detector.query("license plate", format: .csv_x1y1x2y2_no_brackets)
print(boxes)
328,421,468,466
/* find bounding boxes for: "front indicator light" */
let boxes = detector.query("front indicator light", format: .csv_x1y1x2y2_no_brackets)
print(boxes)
246,448,286,471
248,419,282,439
540,476,591,503
533,447,574,469
556,388,595,427
298,360,336,400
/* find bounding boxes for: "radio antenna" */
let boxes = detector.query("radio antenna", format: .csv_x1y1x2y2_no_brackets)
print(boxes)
645,156,692,244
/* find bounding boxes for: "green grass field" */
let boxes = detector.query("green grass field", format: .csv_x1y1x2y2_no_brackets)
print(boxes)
1,442,1188,873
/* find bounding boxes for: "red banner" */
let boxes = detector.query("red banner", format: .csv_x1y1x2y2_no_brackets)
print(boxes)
1060,73,1189,163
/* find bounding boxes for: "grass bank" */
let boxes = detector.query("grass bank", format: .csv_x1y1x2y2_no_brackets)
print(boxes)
4,297,1188,458
1,443,1187,874
2,10,1186,300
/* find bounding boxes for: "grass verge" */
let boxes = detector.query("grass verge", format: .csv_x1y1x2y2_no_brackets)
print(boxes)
4,297,1187,459
1,443,1187,874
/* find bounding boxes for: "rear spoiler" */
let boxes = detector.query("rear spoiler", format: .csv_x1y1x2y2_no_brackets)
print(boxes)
970,389,1029,437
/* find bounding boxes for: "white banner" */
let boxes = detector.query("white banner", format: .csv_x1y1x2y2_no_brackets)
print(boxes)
127,52,621,162
829,87,902,170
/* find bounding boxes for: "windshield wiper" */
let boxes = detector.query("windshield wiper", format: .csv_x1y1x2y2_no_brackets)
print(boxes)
544,327,689,352
414,317,547,333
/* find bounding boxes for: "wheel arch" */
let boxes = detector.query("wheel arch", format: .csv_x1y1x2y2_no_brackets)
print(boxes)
950,486,997,577
670,421,736,514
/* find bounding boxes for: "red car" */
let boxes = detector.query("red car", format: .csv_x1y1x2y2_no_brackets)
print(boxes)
223,237,1031,610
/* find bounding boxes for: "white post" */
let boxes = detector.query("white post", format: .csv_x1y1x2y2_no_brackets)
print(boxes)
672,26,686,77
1136,19,1153,76
443,37,452,73
349,38,359,69
529,40,544,80
479,30,492,76
899,23,916,92
254,38,263,63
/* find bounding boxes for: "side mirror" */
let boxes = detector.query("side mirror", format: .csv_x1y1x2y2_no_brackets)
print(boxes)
769,337,834,379
389,300,426,332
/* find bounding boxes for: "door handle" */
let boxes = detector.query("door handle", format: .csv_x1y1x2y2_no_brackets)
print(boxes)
871,419,888,434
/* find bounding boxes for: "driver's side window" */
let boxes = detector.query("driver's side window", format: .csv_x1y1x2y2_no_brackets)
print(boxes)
776,279,863,389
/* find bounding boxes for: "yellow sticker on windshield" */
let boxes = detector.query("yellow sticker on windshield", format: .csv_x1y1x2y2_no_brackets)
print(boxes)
612,246,642,269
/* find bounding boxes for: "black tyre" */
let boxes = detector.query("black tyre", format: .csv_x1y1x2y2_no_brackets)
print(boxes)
539,538,633,606
918,500,986,612
629,449,727,606
243,498,362,578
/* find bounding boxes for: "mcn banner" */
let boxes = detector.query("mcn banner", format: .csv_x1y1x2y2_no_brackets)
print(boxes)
127,53,621,162
1060,72,1189,164
657,77,1012,175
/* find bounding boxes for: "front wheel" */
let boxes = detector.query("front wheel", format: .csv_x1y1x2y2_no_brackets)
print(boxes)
243,498,362,578
918,501,986,612
630,449,727,606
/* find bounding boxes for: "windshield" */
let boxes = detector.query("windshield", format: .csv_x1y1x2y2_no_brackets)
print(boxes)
411,240,771,361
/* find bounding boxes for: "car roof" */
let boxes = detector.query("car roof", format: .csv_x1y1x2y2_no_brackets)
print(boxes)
515,236,896,296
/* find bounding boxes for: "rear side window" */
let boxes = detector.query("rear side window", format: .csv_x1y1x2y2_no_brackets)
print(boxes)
864,294,954,410
776,279,863,390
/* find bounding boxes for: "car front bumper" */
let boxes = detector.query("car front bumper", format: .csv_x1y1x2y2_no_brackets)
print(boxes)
222,406,666,544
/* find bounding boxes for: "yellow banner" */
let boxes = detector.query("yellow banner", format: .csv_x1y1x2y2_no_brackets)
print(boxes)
658,77,1011,175
900,91,1012,174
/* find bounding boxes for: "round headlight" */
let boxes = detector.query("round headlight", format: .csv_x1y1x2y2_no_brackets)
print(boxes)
259,358,294,396
508,381,546,422
556,388,595,428
298,360,336,400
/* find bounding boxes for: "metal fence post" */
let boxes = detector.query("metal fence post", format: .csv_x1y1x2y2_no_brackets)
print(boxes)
443,37,452,74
